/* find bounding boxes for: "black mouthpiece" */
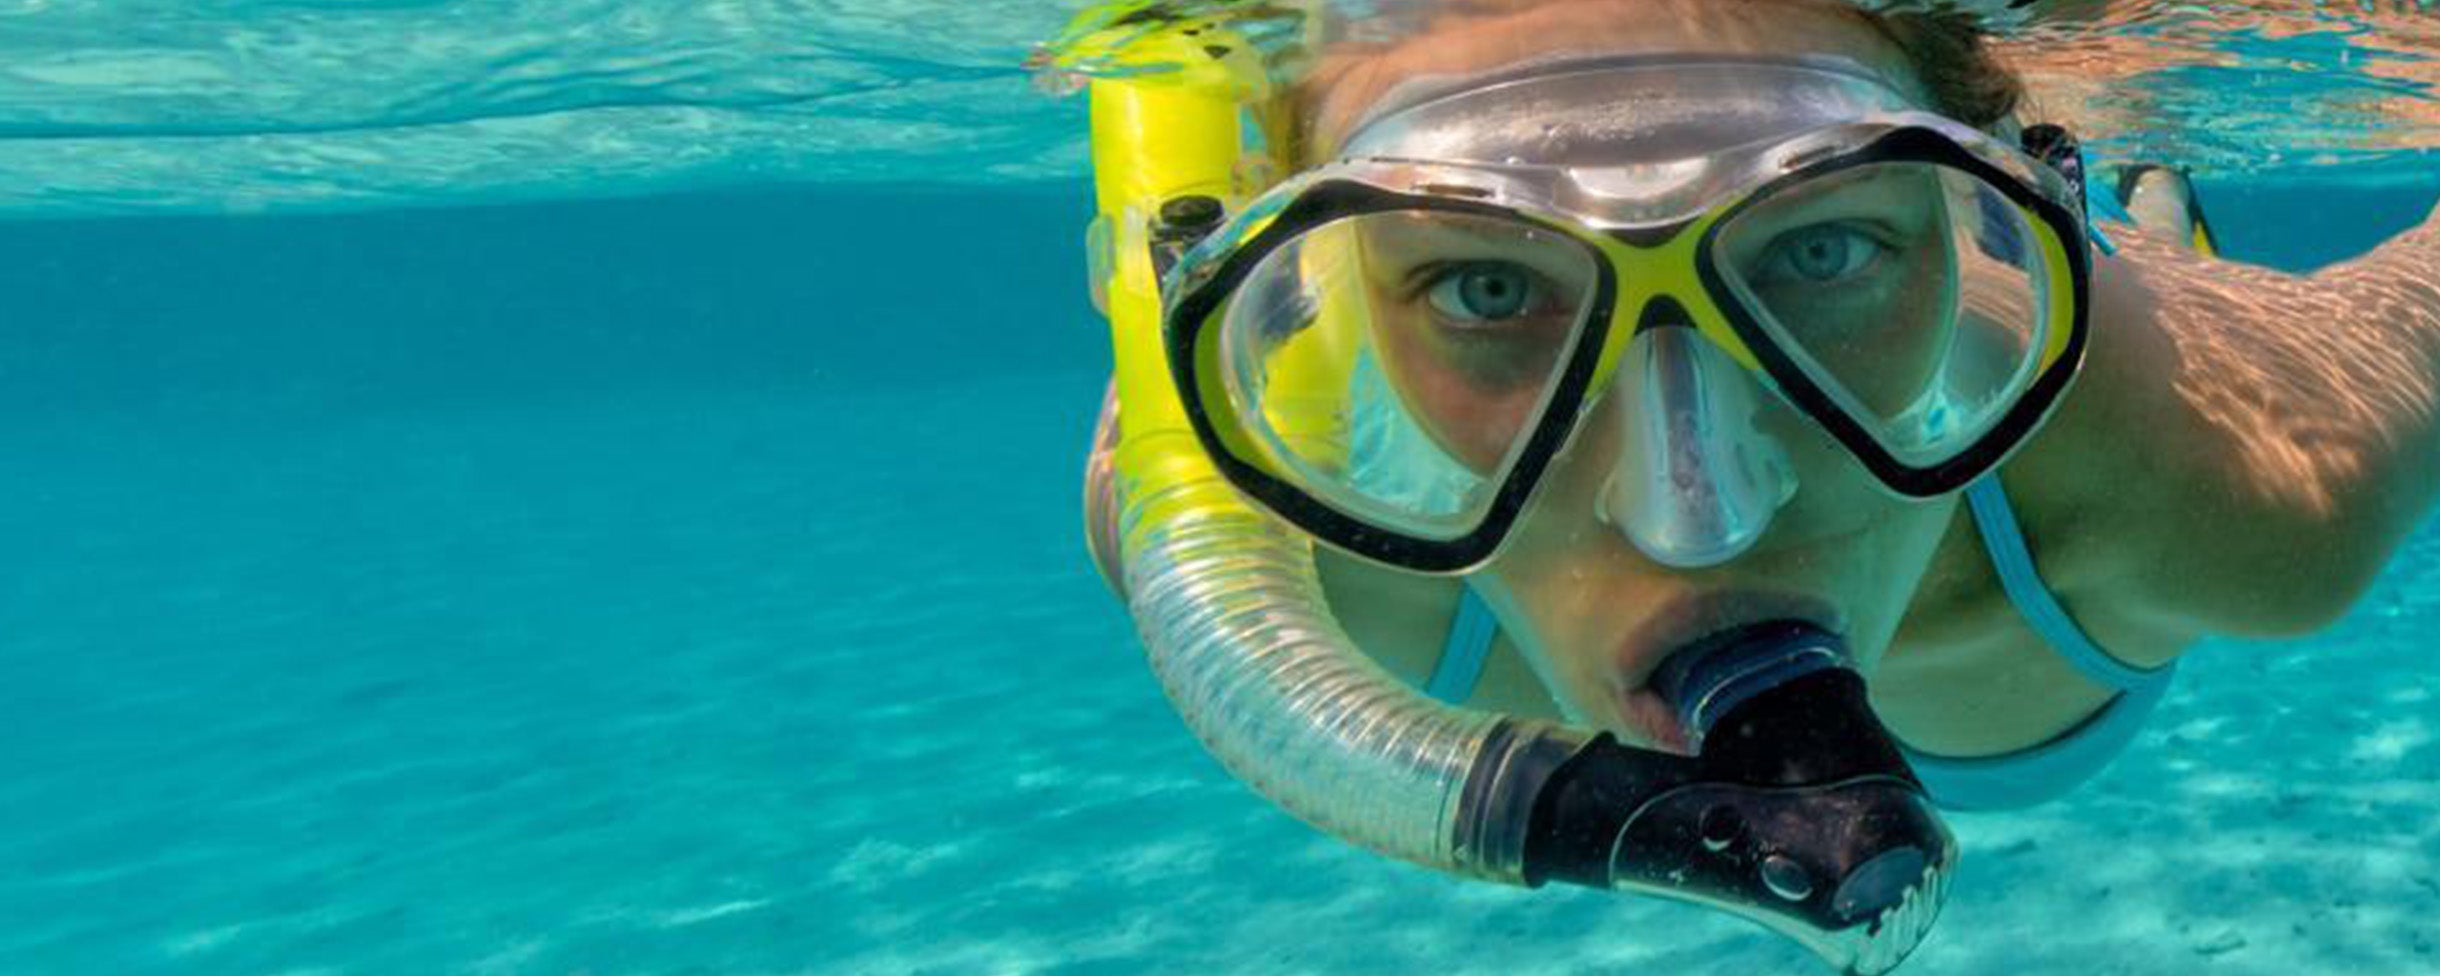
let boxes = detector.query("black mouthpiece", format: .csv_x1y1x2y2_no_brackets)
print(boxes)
1519,621,1953,974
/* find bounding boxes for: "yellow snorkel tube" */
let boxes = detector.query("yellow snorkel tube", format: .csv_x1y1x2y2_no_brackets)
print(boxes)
1046,8,1954,972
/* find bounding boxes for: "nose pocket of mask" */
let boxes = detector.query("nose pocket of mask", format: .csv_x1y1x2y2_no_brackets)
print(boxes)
1599,325,1797,568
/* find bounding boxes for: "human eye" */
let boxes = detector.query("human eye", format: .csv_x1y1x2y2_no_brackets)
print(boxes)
1415,260,1560,328
1753,222,1894,285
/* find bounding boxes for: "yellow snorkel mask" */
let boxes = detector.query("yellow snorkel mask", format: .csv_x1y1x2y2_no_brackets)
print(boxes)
1161,54,2092,572
1041,6,2114,972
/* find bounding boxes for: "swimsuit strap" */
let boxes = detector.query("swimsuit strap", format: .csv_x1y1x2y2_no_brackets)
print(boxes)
1897,476,2180,810
1896,668,2171,811
2084,171,2129,256
1427,582,1500,703
1963,475,2173,693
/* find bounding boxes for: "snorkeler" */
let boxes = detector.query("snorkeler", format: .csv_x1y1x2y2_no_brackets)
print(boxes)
1053,0,2440,970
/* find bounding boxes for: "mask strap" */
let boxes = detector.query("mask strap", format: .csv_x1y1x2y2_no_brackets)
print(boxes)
2019,122,2119,256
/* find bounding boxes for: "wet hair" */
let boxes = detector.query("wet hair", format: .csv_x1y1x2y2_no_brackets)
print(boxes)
1871,8,2024,130
1290,0,2025,164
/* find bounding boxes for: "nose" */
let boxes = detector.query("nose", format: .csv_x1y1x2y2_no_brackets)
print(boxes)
1596,297,1797,568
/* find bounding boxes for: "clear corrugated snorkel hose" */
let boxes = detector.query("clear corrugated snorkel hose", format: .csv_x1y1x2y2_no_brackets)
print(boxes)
1117,448,1585,881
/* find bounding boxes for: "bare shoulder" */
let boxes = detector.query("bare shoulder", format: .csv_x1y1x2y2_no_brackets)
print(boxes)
2007,213,2440,642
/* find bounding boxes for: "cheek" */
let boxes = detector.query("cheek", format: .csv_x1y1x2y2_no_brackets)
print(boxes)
1801,494,1956,669
1838,247,1958,418
1373,318,1555,473
1474,544,1639,715
1416,373,1545,472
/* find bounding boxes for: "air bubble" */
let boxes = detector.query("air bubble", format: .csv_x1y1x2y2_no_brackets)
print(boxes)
1698,805,1739,852
1761,854,1813,901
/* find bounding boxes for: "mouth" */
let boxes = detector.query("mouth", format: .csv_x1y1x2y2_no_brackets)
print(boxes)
1616,685,1693,755
1608,590,1843,754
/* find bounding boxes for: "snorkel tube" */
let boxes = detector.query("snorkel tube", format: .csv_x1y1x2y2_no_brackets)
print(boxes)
1055,13,1954,973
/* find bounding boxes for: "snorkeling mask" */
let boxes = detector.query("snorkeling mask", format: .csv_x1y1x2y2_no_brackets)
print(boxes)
1162,55,2090,571
1057,16,2097,971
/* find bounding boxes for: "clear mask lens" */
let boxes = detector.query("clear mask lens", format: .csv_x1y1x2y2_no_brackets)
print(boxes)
1214,209,1603,541
1712,162,2062,465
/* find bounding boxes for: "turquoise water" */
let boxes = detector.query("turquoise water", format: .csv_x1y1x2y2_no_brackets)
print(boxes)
6,175,2438,975
0,0,2436,216
7,3,2440,973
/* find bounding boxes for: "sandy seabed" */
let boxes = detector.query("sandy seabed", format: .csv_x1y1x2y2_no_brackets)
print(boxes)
3,371,2433,976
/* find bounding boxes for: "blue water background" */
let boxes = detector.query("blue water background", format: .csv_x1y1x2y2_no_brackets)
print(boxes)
4,176,2438,974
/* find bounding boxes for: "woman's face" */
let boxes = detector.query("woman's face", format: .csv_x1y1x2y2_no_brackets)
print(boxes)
1324,0,1966,752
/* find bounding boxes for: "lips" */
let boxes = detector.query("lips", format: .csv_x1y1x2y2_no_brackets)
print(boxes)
1606,590,1842,754
1616,686,1692,754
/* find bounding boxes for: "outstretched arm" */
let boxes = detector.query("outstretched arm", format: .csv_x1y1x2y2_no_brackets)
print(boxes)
2019,200,2440,641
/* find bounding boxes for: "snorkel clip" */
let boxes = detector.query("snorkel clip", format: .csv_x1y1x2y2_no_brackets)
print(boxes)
2019,123,2089,225
1150,193,1228,280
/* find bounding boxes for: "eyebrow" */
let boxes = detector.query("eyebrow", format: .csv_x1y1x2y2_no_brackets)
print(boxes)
1364,219,1528,260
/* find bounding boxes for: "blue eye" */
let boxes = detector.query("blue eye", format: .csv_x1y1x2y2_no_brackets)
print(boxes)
1761,224,1886,283
1426,263,1536,322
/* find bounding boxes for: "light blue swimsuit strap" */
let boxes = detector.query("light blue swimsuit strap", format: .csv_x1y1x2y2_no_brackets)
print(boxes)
1959,476,2173,693
2084,171,2128,256
1898,477,2177,811
1427,583,1500,703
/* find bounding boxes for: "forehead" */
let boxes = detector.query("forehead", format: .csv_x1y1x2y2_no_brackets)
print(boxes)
1305,0,1927,157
